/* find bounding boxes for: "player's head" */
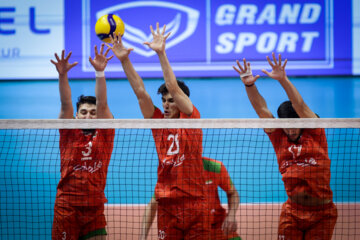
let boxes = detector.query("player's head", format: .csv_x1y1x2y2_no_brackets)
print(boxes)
157,80,190,119
76,95,97,119
277,100,302,142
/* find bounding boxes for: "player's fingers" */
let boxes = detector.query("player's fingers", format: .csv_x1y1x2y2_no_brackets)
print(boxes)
156,22,160,34
106,55,114,61
232,222,238,232
50,59,57,65
89,56,94,65
164,32,171,40
261,69,271,77
233,65,241,74
54,53,60,62
94,45,99,56
236,60,244,72
161,24,166,35
65,51,72,61
104,47,111,57
61,50,65,59
247,62,251,71
117,33,123,43
105,43,112,49
272,52,278,65
283,59,288,68
243,58,247,70
254,75,260,81
69,62,78,69
222,222,229,234
266,56,274,68
109,33,115,43
100,43,105,55
278,53,282,66
149,25,155,35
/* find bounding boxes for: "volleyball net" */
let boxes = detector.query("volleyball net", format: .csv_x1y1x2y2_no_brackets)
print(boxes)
0,119,359,240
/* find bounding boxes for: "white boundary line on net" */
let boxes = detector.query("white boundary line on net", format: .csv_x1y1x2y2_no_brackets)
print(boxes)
0,118,360,129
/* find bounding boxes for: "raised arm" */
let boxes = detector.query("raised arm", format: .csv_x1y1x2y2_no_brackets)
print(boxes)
108,33,154,118
51,50,78,119
233,58,273,119
262,52,317,118
139,197,158,240
89,43,114,119
222,185,240,235
144,23,193,115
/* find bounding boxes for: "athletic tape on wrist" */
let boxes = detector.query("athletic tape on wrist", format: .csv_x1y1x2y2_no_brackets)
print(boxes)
95,71,105,78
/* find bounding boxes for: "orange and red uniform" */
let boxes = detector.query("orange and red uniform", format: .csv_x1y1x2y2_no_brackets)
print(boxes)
202,157,241,240
267,128,337,240
152,106,210,240
52,128,115,240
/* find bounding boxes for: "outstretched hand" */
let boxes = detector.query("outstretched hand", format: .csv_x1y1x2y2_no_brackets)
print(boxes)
89,43,113,72
222,214,237,236
233,58,260,86
144,22,171,53
50,50,78,75
107,33,133,62
262,52,288,81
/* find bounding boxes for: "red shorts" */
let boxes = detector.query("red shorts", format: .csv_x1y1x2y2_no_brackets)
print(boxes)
278,199,337,240
157,197,211,240
52,202,107,240
211,212,241,240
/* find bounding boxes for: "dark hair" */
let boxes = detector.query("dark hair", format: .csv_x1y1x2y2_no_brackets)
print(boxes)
157,80,190,97
277,101,300,118
76,95,96,112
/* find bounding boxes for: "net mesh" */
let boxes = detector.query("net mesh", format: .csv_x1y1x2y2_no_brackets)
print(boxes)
0,119,359,240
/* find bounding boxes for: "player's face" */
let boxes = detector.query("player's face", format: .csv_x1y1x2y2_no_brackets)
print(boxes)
162,93,180,119
283,128,302,142
76,103,97,119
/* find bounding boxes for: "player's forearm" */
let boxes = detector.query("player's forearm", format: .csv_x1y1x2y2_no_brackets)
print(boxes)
227,190,240,216
121,58,147,97
278,76,305,109
59,73,72,103
58,74,73,118
246,85,273,118
95,76,113,118
156,51,177,93
95,76,108,105
140,201,157,239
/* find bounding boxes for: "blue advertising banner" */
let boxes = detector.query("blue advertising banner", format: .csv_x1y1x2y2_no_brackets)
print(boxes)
0,0,358,79
0,0,64,79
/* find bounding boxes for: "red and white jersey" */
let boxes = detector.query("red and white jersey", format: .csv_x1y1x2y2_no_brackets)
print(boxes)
152,106,206,199
267,128,333,200
57,128,115,206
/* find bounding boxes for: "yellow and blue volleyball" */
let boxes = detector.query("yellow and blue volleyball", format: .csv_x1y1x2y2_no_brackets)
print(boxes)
95,14,125,43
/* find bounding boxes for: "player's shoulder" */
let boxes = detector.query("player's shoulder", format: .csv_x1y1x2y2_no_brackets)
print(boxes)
202,157,223,173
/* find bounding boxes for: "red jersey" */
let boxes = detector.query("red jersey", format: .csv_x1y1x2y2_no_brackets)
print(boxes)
152,106,205,199
202,157,234,222
267,128,333,200
57,129,115,206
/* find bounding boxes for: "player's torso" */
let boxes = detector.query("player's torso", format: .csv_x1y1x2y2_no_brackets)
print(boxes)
275,129,329,174
153,127,205,198
58,129,114,199
272,129,333,199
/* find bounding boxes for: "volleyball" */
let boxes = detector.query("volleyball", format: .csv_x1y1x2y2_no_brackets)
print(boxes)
95,14,125,43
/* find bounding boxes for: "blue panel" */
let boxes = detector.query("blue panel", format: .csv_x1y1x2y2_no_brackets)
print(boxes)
0,0,356,79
